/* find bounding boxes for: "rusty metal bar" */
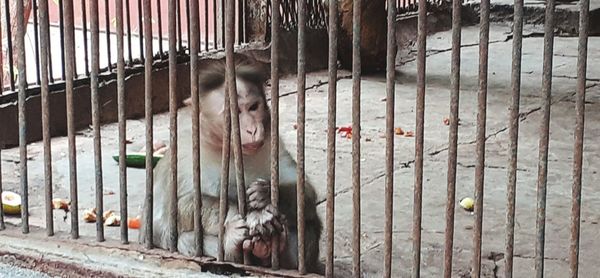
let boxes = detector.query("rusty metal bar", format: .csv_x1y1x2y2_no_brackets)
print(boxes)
443,0,461,276
157,0,164,57
296,0,307,273
89,0,104,242
351,0,362,276
505,0,523,274
186,0,191,48
143,0,154,250
204,0,209,51
116,0,129,244
220,0,225,49
105,0,113,71
189,0,203,257
33,0,41,84
325,0,338,276
39,0,54,237
472,0,490,274
383,0,397,276
59,0,66,79
4,0,15,90
138,0,145,61
0,10,4,230
217,87,232,260
177,0,183,51
413,0,427,274
126,0,133,63
47,14,55,83
225,0,247,265
570,0,589,276
81,0,90,76
270,0,281,270
535,0,555,275
168,0,179,253
16,0,29,234
213,0,217,50
64,0,78,239
237,0,243,44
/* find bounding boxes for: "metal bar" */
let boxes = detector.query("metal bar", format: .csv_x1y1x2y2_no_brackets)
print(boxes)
534,0,555,275
505,0,523,274
189,0,203,257
270,0,281,270
570,0,589,276
157,0,164,57
351,0,362,276
168,0,179,253
138,0,145,61
39,0,54,237
237,0,242,44
443,0,461,276
90,0,104,243
213,0,217,50
383,0,397,276
217,68,232,261
225,0,247,265
82,0,90,76
47,13,54,83
325,0,338,276
186,0,191,48
64,0,78,239
4,0,15,91
177,0,183,51
413,0,427,274
0,6,4,230
16,0,29,234
204,0,209,51
105,0,113,71
472,0,490,275
143,0,154,250
116,0,129,244
59,0,66,79
296,0,307,273
220,0,224,49
33,0,41,84
126,0,133,64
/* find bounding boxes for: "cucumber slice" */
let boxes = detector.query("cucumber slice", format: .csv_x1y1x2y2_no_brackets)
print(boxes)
112,153,163,168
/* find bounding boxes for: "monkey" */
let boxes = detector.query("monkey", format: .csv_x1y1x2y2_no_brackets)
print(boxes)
139,56,323,273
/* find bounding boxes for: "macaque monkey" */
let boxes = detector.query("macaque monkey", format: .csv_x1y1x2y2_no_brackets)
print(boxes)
139,56,322,273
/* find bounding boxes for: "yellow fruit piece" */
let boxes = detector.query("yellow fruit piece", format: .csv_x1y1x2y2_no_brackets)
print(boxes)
460,197,474,212
1,191,22,215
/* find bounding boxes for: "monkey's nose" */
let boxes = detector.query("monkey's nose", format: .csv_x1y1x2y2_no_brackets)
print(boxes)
246,127,258,136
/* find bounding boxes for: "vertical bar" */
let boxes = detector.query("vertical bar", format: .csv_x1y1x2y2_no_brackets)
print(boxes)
105,0,113,71
204,0,209,51
383,0,396,277
213,0,217,50
225,0,247,264
157,0,164,57
138,0,145,61
143,0,154,250
237,0,243,44
217,73,232,261
16,0,29,234
4,0,15,91
0,10,4,230
116,0,129,244
351,0,362,277
413,0,427,274
82,0,90,76
168,0,179,253
39,0,54,237
220,0,224,49
59,0,66,79
534,0,555,276
64,0,78,239
90,0,104,242
505,0,523,274
325,0,338,276
443,0,461,276
190,0,203,257
125,0,133,63
186,0,190,48
46,13,54,83
296,0,306,273
569,0,589,276
270,0,281,270
177,0,183,51
33,0,41,85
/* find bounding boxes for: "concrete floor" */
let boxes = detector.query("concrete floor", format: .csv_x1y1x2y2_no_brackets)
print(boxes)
1,23,600,277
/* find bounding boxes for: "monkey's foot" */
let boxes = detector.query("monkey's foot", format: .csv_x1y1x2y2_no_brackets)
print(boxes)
223,214,249,255
246,178,271,210
244,205,288,260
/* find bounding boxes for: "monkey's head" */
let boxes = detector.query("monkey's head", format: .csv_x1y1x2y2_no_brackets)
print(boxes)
197,56,270,156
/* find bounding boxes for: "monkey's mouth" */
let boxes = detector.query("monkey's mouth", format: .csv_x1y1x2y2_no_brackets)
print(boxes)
242,142,264,154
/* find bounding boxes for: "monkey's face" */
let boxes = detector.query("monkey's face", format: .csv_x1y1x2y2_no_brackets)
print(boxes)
202,79,269,156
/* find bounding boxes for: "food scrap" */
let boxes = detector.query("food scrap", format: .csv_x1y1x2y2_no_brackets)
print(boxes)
459,197,474,212
1,191,22,216
443,117,450,126
105,214,121,226
337,126,353,139
128,217,141,229
83,208,97,223
404,131,414,137
394,127,404,135
52,198,70,212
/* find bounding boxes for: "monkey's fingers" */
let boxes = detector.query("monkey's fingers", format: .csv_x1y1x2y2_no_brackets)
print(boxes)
250,236,271,259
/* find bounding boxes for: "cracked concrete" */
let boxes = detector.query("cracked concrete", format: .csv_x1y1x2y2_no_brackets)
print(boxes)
1,23,599,277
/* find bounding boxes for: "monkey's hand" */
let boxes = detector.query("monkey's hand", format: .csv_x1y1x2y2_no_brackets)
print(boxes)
223,214,249,256
243,205,288,261
247,178,271,210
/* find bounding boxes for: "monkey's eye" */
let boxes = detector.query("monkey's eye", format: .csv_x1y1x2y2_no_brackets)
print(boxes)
249,103,259,111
